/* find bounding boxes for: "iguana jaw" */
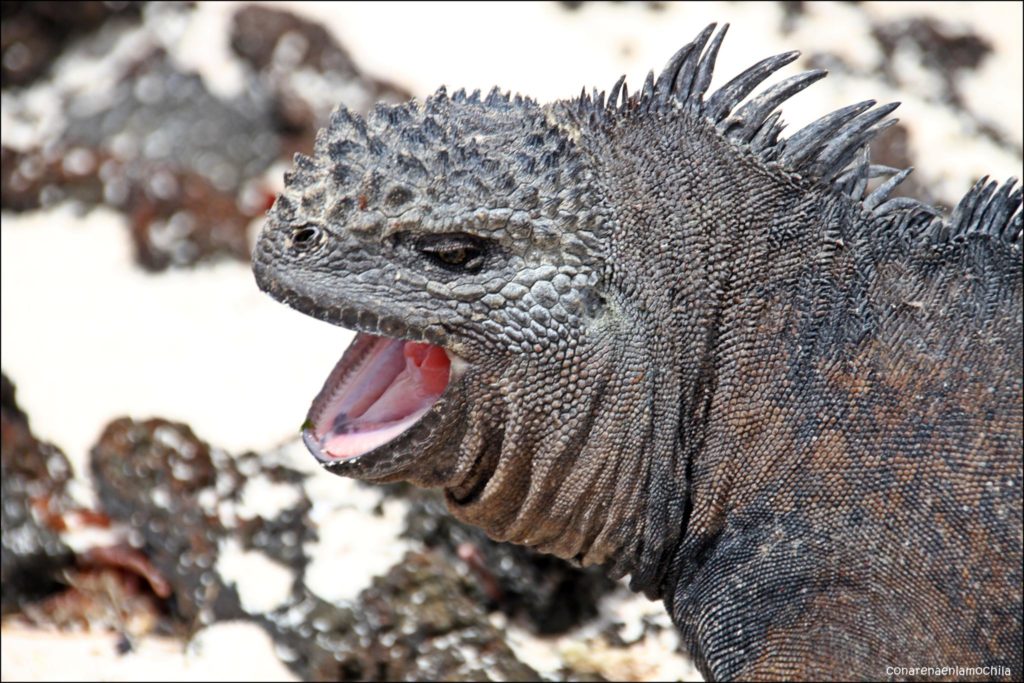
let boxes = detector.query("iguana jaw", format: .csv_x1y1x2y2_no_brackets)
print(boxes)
302,331,468,468
253,260,474,480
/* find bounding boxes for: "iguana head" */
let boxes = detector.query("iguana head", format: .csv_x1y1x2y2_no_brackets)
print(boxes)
251,83,641,563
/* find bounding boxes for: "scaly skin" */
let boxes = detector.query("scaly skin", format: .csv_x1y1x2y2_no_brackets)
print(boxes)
253,24,1023,681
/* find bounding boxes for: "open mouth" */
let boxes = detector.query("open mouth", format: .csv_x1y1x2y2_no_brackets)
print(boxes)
303,332,457,462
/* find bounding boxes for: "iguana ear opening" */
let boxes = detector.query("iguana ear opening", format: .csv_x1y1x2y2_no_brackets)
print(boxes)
303,333,454,461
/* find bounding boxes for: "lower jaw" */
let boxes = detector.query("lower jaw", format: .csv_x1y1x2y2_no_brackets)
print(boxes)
307,405,433,461
303,331,463,464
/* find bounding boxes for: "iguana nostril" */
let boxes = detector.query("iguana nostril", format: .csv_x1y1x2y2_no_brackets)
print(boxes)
290,225,321,250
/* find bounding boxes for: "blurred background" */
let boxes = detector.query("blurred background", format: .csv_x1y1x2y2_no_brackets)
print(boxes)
1,2,1021,681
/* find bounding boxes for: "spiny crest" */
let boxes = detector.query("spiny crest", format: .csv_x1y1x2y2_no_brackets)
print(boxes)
574,23,1021,251
276,84,599,241
933,176,1022,247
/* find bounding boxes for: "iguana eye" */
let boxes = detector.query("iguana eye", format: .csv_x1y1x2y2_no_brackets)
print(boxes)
436,247,471,265
417,233,488,272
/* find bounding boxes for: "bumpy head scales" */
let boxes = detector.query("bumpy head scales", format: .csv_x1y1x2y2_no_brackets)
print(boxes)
277,87,607,256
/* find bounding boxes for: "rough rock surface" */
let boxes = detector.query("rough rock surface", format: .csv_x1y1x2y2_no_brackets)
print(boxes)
0,373,75,615
1,4,410,272
84,417,618,680
0,1,142,88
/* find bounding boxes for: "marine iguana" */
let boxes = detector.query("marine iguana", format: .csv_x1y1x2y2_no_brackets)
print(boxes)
252,24,1023,681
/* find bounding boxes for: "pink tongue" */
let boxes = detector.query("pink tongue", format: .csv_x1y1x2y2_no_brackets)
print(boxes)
318,339,450,459
358,342,450,422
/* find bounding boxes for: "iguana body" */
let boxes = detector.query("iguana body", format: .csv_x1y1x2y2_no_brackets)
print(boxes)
253,24,1023,680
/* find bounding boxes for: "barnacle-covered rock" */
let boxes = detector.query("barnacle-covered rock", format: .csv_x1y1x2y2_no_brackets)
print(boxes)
398,486,617,635
0,372,75,614
0,1,142,88
88,418,546,681
90,417,246,625
229,5,411,156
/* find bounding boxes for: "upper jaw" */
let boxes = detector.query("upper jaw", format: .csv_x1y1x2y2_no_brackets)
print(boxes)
253,261,451,347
